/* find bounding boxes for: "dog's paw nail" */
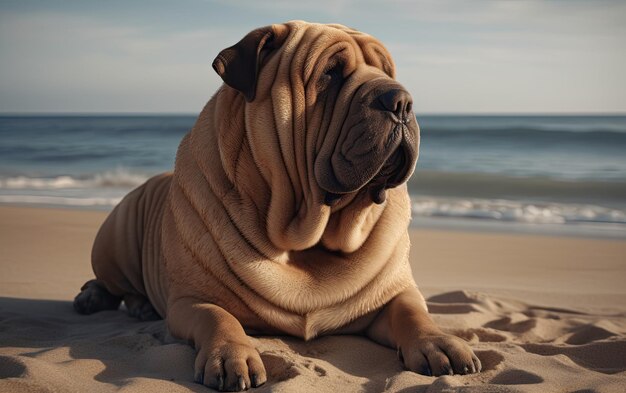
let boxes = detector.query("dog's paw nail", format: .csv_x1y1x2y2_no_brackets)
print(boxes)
237,375,246,391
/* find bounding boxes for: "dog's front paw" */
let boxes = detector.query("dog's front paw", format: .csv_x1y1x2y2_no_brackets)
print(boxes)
400,334,481,376
194,341,266,391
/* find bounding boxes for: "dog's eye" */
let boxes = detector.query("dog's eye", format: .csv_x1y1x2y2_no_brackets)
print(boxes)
325,62,344,78
317,62,344,91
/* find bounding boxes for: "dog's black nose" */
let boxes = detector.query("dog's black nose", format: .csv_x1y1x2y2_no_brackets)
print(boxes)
377,89,413,120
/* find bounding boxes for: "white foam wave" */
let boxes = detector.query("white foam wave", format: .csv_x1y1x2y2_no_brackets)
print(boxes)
0,195,122,207
411,197,626,225
0,169,149,190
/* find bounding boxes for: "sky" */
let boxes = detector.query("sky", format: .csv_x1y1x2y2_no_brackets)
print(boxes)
0,0,625,114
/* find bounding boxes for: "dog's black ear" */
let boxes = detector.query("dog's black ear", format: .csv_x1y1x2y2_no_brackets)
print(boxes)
212,25,285,102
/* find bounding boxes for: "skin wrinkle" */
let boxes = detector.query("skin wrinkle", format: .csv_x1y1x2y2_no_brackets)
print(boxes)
165,203,283,335
229,117,247,186
300,26,326,86
307,90,335,207
267,93,304,248
176,213,237,302
141,177,170,313
331,79,367,150
244,97,275,188
168,187,206,288
340,118,367,157
305,89,326,178
308,190,408,318
303,25,359,84
306,62,341,161
312,79,341,156
297,83,312,214
225,186,274,262
170,180,254,311
304,44,354,88
326,24,395,79
220,143,280,260
203,95,282,261
321,200,377,252
267,30,301,216
276,25,304,189
363,46,389,77
316,79,368,193
135,185,147,258
289,43,306,215
232,139,266,218
297,52,319,205
311,247,410,336
163,205,187,292
218,94,245,185
189,232,275,329
285,34,304,201
186,139,278,268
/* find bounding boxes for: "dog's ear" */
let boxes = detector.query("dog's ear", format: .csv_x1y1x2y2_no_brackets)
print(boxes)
212,25,286,102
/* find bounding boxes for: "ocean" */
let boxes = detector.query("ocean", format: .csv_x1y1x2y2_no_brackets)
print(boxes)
1,115,625,238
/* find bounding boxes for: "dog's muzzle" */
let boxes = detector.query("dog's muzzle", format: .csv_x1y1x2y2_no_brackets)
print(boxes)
321,86,419,206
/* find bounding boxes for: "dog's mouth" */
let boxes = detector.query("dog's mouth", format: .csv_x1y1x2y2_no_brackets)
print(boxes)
322,136,416,207
366,142,410,204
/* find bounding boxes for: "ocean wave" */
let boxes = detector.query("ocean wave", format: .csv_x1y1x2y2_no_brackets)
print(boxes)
417,115,626,134
420,128,626,145
2,183,625,232
0,195,122,207
408,171,626,206
0,169,149,190
411,197,626,226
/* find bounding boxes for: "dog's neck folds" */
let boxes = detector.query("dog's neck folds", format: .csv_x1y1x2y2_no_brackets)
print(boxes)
165,89,415,338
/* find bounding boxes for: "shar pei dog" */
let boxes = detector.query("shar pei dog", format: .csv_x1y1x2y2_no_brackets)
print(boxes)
75,20,480,391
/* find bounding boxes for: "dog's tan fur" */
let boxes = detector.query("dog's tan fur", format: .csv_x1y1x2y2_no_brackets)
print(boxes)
76,21,480,391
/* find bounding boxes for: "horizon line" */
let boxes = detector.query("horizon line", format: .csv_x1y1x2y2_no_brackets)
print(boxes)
1,111,626,117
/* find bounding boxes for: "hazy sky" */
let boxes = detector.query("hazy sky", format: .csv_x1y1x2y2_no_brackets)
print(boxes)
1,0,625,114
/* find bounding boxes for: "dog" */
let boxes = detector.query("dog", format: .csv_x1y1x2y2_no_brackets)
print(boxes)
75,21,481,391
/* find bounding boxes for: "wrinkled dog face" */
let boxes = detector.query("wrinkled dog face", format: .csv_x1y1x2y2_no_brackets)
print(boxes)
213,21,419,208
314,62,419,207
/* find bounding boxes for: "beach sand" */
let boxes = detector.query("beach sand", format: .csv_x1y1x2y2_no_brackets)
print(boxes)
1,205,625,392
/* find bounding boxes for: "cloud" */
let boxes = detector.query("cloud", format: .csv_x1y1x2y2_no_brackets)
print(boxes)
383,1,626,113
0,1,625,113
0,11,241,112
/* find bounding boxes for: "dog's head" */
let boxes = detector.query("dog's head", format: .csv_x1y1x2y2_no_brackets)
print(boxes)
212,21,419,209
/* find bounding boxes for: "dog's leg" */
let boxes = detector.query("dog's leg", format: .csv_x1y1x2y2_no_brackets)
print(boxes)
124,293,161,321
73,279,122,315
367,286,481,376
167,296,266,391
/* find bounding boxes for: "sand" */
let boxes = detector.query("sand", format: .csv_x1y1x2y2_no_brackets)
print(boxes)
1,205,625,392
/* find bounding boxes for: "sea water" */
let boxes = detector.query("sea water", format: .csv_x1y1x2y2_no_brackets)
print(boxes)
1,115,625,238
